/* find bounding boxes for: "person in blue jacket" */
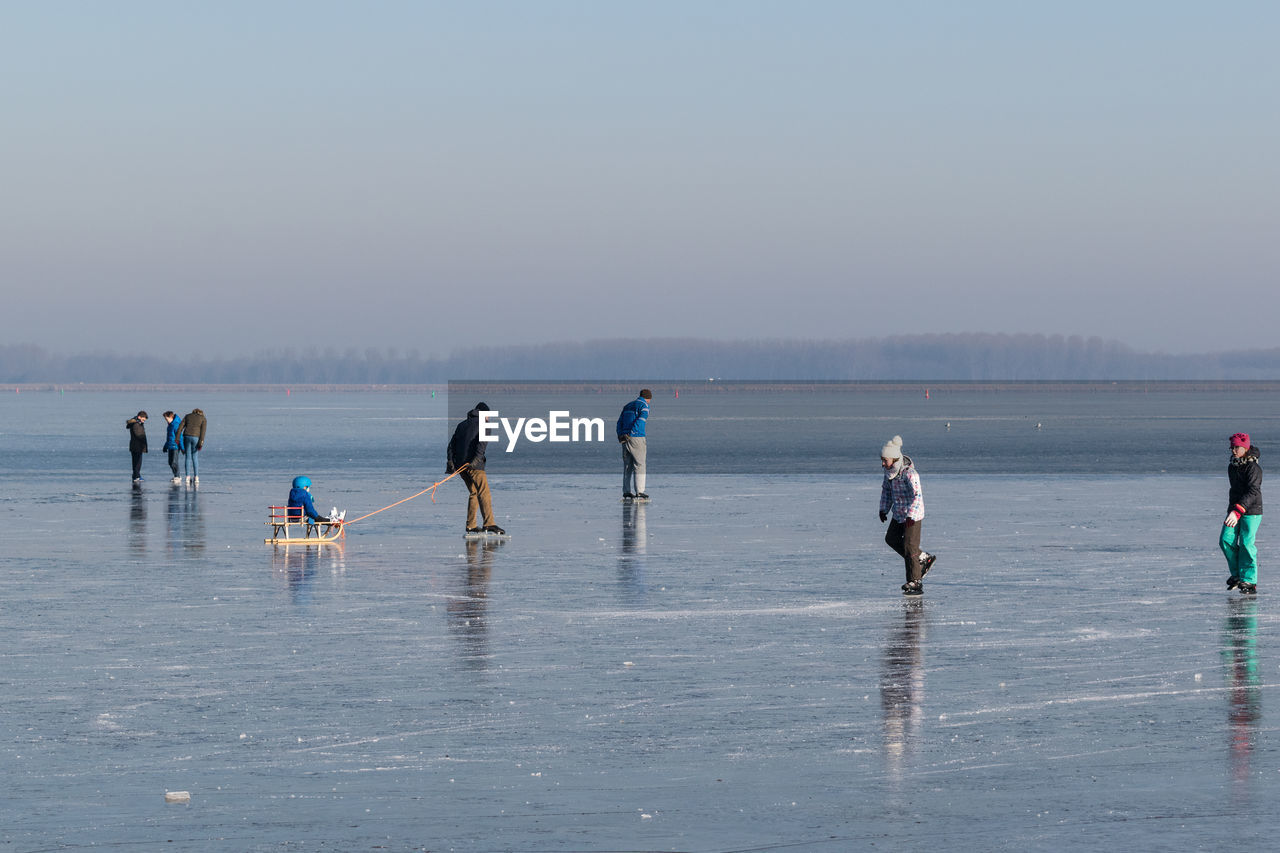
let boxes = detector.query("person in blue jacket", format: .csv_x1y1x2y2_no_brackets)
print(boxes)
616,389,652,500
162,411,183,484
288,476,335,524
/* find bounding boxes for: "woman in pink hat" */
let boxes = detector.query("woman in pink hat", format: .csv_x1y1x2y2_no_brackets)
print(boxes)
1222,432,1263,595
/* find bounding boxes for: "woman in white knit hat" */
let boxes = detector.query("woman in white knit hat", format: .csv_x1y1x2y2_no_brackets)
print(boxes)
879,435,936,596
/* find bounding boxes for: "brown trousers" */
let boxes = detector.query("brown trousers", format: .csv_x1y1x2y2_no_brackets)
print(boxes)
461,469,494,530
885,519,924,583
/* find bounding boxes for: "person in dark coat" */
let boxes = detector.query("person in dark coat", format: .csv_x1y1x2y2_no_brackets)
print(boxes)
1222,432,1263,594
446,402,505,535
126,411,148,482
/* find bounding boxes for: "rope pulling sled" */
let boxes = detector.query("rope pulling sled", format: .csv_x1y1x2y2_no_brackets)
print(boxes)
264,465,468,545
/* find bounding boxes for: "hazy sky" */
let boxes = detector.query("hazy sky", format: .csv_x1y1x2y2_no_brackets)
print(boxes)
3,2,1276,357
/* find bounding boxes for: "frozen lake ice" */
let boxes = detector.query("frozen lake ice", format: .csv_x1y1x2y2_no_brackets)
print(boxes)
2,389,1278,850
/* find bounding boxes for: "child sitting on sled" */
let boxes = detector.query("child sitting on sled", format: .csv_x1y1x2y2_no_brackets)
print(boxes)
287,476,345,526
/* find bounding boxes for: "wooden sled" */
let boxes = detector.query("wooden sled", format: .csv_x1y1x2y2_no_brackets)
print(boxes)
265,506,346,545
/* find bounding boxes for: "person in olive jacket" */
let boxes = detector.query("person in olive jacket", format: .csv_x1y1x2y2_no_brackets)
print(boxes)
126,411,148,483
1223,432,1263,595
180,408,207,484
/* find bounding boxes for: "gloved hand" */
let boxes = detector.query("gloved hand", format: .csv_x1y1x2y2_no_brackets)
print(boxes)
879,511,888,523
905,518,916,527
1225,511,1241,528
195,443,203,452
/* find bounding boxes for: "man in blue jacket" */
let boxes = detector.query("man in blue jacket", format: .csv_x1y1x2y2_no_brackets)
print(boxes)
616,389,652,501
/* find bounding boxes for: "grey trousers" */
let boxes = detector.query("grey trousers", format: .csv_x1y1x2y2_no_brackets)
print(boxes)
622,436,647,494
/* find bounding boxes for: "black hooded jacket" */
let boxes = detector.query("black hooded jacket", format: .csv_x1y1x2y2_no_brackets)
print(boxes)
446,405,489,473
1228,446,1263,516
126,417,148,453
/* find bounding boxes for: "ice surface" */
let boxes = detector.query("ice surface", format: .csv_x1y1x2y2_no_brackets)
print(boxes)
1,391,1277,850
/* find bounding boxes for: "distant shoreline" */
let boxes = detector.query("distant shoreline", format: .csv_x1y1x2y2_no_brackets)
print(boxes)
6,380,1280,394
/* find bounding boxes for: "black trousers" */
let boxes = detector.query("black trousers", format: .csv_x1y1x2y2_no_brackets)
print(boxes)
131,451,144,480
885,518,924,584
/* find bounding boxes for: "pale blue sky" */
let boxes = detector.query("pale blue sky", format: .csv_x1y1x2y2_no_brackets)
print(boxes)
2,1,1276,357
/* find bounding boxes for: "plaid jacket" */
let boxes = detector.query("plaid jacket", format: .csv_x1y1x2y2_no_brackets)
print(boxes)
879,457,924,523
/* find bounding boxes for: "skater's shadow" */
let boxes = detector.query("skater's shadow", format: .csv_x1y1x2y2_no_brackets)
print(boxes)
1223,596,1261,796
181,485,206,553
164,484,206,554
275,545,320,606
880,602,926,783
272,543,344,607
448,537,503,670
617,501,648,606
129,486,147,557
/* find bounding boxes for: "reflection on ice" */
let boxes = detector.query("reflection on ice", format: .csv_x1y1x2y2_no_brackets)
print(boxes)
4,468,1278,850
272,543,347,606
880,602,925,783
448,537,500,667
164,483,207,554
128,487,146,557
617,501,648,605
1223,597,1261,795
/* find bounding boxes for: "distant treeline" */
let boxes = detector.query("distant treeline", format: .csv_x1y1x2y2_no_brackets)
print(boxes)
3,334,1279,383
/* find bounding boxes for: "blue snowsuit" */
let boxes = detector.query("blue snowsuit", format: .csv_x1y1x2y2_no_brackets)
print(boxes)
288,486,324,522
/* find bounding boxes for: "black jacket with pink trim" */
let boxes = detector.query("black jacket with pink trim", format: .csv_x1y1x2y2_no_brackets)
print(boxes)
1228,446,1263,516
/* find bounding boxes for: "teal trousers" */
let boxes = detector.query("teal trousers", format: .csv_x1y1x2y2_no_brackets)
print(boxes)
1221,515,1262,584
